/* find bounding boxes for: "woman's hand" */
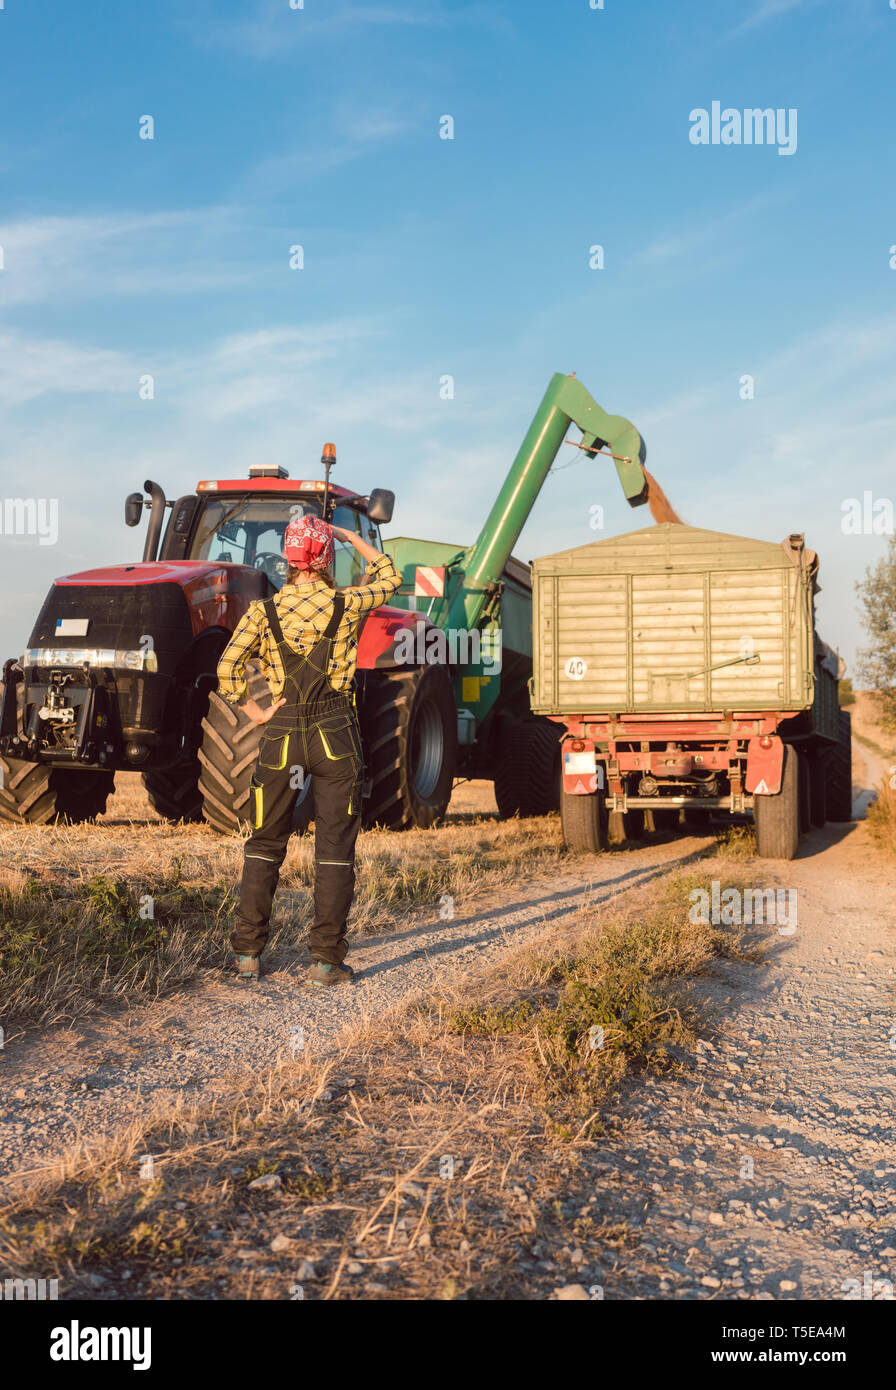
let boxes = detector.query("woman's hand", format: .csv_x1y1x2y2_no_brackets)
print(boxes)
242,697,287,726
331,523,384,567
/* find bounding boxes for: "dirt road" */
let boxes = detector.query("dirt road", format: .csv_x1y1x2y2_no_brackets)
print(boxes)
570,739,895,1300
1,744,893,1303
0,829,717,1180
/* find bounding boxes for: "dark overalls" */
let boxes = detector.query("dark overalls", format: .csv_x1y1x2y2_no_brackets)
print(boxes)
230,592,363,964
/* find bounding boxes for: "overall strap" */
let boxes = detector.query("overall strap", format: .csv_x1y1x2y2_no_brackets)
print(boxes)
322,592,346,641
262,597,286,648
263,591,345,651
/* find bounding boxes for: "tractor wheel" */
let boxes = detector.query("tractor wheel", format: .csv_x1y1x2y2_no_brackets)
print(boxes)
362,664,457,829
825,710,853,823
197,665,315,836
494,717,563,819
808,752,827,828
198,666,267,834
560,786,608,852
754,742,800,860
0,757,113,825
142,761,203,823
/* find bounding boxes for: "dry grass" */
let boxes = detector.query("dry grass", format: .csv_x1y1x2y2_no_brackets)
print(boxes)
852,691,896,854
0,776,570,1030
866,778,896,851
0,866,759,1301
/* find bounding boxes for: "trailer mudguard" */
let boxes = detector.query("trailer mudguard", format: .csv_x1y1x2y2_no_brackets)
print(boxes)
746,736,784,795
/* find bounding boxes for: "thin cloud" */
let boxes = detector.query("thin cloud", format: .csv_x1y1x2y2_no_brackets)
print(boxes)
190,0,451,61
0,208,258,308
723,0,814,42
639,193,786,264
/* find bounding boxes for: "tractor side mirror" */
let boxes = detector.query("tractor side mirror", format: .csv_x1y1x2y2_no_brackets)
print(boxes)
125,492,144,527
367,488,395,524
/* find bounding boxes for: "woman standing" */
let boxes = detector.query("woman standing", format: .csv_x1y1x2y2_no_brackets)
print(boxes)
215,514,401,986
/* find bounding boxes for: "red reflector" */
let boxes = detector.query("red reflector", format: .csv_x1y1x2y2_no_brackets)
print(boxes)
571,740,585,752
760,735,772,748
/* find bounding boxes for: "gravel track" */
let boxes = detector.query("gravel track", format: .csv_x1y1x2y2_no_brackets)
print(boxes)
0,831,715,1182
1,732,892,1281
572,741,895,1299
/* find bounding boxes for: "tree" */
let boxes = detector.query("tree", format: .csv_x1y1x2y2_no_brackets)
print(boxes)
855,536,896,727
838,676,854,706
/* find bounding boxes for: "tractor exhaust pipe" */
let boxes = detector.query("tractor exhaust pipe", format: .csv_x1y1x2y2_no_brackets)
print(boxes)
142,480,167,562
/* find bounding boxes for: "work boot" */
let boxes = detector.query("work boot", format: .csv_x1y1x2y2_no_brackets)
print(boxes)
306,961,354,989
234,953,261,983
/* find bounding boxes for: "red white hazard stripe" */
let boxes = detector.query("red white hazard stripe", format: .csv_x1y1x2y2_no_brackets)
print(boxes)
414,565,446,598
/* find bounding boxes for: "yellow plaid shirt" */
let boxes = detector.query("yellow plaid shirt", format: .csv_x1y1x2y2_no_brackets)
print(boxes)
216,552,401,705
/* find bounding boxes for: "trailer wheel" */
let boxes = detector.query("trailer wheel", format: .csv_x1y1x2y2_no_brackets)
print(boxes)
0,758,114,825
198,665,313,836
608,808,644,844
494,718,562,819
808,752,827,828
754,742,800,860
825,710,853,823
798,752,812,834
362,664,457,829
143,762,203,823
560,787,608,852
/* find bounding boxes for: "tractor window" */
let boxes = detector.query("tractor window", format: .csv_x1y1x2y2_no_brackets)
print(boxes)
207,523,248,565
332,504,381,587
190,496,324,589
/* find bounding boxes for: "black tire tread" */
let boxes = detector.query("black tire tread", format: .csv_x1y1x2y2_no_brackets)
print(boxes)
362,665,456,830
494,718,563,819
560,786,607,852
198,665,268,834
754,742,800,860
0,756,113,825
142,762,203,822
826,710,853,822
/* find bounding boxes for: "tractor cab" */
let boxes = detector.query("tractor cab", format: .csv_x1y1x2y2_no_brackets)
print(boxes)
144,458,395,593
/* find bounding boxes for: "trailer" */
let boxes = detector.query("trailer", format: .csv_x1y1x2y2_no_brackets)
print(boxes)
530,523,851,860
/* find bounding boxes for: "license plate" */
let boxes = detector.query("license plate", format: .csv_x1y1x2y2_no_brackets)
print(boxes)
564,749,597,775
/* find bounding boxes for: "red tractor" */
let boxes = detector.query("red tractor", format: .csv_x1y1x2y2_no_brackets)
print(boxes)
0,454,458,832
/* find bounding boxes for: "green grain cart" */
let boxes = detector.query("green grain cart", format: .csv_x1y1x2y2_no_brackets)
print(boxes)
381,373,651,816
530,523,851,859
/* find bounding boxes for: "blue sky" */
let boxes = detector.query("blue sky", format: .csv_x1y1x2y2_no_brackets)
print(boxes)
1,0,894,668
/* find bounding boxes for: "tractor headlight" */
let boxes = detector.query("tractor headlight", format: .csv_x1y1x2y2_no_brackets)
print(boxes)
23,647,159,673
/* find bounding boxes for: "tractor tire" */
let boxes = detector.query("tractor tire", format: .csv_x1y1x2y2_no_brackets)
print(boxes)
560,786,608,852
754,742,800,860
0,756,113,825
198,666,268,834
362,664,457,829
196,664,314,836
825,710,853,823
494,717,563,819
142,761,203,823
808,752,827,828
